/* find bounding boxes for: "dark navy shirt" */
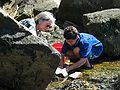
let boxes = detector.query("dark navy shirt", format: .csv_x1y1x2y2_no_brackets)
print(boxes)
61,33,103,58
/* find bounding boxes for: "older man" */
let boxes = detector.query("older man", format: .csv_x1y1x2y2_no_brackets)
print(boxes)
19,11,56,36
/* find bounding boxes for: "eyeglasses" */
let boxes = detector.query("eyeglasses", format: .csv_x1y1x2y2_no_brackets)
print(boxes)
46,25,52,28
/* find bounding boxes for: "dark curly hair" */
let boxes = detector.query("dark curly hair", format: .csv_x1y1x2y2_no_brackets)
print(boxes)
64,26,78,39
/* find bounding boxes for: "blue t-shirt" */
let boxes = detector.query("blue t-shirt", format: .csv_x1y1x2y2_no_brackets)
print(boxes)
61,33,103,58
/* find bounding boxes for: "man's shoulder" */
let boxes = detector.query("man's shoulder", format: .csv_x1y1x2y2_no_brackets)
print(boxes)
20,18,34,23
79,33,95,39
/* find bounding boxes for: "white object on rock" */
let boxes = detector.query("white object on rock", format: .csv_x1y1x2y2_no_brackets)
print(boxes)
69,72,82,79
55,67,68,77
55,67,62,75
61,68,68,77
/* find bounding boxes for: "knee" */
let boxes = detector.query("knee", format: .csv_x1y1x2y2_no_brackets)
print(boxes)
73,47,80,56
66,50,74,56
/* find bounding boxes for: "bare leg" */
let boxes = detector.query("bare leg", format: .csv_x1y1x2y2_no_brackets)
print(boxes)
84,58,92,67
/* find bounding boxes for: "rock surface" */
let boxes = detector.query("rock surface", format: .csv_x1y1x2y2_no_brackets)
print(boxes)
57,0,120,25
83,8,120,57
0,8,60,90
0,0,120,90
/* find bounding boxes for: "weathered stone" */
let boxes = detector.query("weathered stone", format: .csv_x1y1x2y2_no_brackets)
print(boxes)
0,0,61,20
83,8,120,57
0,8,60,90
15,0,61,20
57,0,120,25
0,0,10,7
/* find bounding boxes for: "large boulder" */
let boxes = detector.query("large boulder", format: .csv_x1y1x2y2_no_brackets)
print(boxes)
15,0,61,20
0,8,60,90
57,0,120,26
0,0,10,7
83,8,120,57
0,0,61,20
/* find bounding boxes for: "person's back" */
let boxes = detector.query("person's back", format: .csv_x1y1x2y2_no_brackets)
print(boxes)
78,33,101,45
77,33,103,59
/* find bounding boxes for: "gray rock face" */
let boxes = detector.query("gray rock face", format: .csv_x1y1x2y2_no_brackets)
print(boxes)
83,8,120,57
15,0,61,20
0,8,60,90
1,0,61,20
57,0,120,25
0,0,10,7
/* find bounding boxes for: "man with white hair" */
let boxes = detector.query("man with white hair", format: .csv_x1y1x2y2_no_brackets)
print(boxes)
19,11,61,60
19,11,56,36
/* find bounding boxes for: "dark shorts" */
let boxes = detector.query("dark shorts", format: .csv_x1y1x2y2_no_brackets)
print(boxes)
67,43,103,63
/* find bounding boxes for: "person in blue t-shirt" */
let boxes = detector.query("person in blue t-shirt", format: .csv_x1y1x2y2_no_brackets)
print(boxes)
55,26,103,77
